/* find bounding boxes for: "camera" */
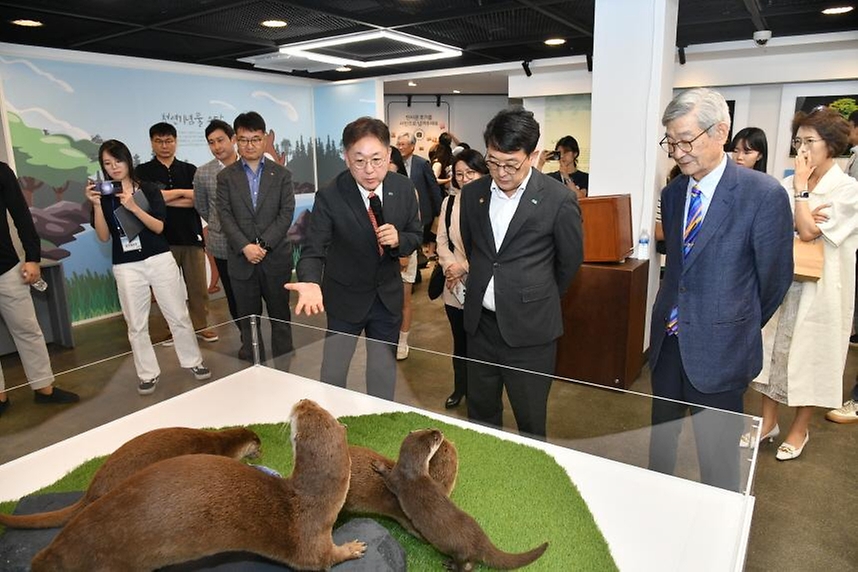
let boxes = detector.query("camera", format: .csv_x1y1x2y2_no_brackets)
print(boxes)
546,150,561,161
93,180,123,195
753,30,772,46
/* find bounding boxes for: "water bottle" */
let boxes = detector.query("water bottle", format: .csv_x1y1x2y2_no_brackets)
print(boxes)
637,229,650,259
31,278,48,292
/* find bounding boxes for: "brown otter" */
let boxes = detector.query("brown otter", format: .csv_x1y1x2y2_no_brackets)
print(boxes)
344,436,458,536
373,429,548,571
31,400,366,571
0,426,261,530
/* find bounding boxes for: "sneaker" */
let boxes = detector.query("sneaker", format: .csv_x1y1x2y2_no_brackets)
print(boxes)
826,400,858,424
137,377,159,395
396,343,409,361
197,330,219,343
190,365,211,381
34,386,80,404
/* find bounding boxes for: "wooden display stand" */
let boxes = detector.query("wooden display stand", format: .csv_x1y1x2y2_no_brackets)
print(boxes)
556,258,648,389
579,195,633,262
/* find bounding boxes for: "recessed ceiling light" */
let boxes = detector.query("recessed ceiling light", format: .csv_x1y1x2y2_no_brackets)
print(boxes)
408,81,417,87
822,6,854,14
261,20,287,28
336,66,351,72
279,30,461,68
11,19,43,27
544,38,566,46
453,89,461,94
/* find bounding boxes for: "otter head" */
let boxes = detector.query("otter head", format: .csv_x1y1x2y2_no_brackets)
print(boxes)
397,429,444,478
289,399,347,452
233,427,263,460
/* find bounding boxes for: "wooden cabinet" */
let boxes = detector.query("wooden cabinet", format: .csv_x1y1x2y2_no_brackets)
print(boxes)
579,194,633,262
556,258,648,389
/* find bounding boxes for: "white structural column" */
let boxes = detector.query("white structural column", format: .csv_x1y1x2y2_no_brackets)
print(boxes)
588,0,679,349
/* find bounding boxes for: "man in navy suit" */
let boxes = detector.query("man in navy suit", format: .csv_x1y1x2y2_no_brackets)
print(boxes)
650,88,794,490
396,132,442,258
288,118,422,400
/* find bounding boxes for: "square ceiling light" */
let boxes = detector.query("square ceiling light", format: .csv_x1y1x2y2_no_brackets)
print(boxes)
278,29,462,68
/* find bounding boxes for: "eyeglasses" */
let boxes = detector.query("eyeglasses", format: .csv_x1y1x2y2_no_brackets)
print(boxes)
455,169,479,181
237,137,264,147
659,124,715,154
351,157,387,170
485,158,527,175
791,137,823,150
152,138,176,146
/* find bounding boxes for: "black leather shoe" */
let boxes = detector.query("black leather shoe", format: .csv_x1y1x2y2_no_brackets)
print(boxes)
445,393,463,409
0,398,9,416
34,386,80,404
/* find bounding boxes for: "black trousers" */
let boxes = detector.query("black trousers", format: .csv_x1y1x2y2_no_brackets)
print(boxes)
214,257,239,324
466,310,555,439
444,304,468,397
649,334,745,491
231,264,293,363
321,295,400,400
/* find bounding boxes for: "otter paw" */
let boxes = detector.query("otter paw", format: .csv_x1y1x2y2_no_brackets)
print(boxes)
345,540,367,558
370,460,388,475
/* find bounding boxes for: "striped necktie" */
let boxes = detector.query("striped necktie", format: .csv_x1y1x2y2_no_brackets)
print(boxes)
666,185,703,335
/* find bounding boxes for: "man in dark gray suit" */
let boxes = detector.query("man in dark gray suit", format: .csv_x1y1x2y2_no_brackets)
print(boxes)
650,88,793,490
459,107,583,438
217,111,295,362
396,132,442,259
288,117,422,400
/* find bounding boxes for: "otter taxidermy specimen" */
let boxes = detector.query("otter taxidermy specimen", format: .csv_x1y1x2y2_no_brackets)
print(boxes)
31,400,366,571
0,426,261,530
373,429,548,571
344,436,458,536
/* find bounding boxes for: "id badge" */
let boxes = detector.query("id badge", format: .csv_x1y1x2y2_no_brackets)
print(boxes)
120,234,142,252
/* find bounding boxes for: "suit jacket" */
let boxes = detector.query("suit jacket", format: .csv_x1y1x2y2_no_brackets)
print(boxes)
296,170,422,323
460,168,584,347
650,158,794,393
216,159,295,281
409,154,442,222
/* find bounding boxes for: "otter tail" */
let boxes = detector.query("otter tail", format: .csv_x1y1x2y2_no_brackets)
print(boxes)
0,499,82,529
483,541,548,570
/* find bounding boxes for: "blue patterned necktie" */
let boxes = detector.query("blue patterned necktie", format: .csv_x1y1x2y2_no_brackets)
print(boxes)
667,185,703,335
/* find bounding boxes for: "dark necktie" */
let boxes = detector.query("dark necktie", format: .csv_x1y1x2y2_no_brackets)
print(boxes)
667,185,703,335
367,191,383,256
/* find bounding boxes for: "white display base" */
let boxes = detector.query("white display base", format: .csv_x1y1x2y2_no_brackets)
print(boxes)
0,367,754,572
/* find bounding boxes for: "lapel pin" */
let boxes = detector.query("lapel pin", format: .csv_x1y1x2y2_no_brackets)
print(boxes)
479,197,485,204
531,198,538,204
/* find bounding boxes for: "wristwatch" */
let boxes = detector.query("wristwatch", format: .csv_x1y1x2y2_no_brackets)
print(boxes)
794,190,810,200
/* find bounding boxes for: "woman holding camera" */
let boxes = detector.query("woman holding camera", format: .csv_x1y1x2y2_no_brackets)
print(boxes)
87,139,210,395
538,135,589,199
748,107,858,460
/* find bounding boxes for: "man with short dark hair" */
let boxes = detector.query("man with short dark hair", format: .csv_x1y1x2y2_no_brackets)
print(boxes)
194,120,240,326
217,112,295,362
288,117,422,400
0,161,79,416
136,122,217,343
459,106,584,438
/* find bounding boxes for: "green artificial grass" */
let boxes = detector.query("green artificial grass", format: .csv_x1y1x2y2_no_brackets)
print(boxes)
1,413,617,571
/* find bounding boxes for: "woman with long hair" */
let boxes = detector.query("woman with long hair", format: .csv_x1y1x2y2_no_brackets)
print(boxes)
86,140,211,395
538,135,589,198
731,127,769,172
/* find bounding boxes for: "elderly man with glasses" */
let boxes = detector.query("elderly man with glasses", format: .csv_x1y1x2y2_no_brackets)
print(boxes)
649,88,794,490
217,111,295,364
458,106,583,439
288,117,422,400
